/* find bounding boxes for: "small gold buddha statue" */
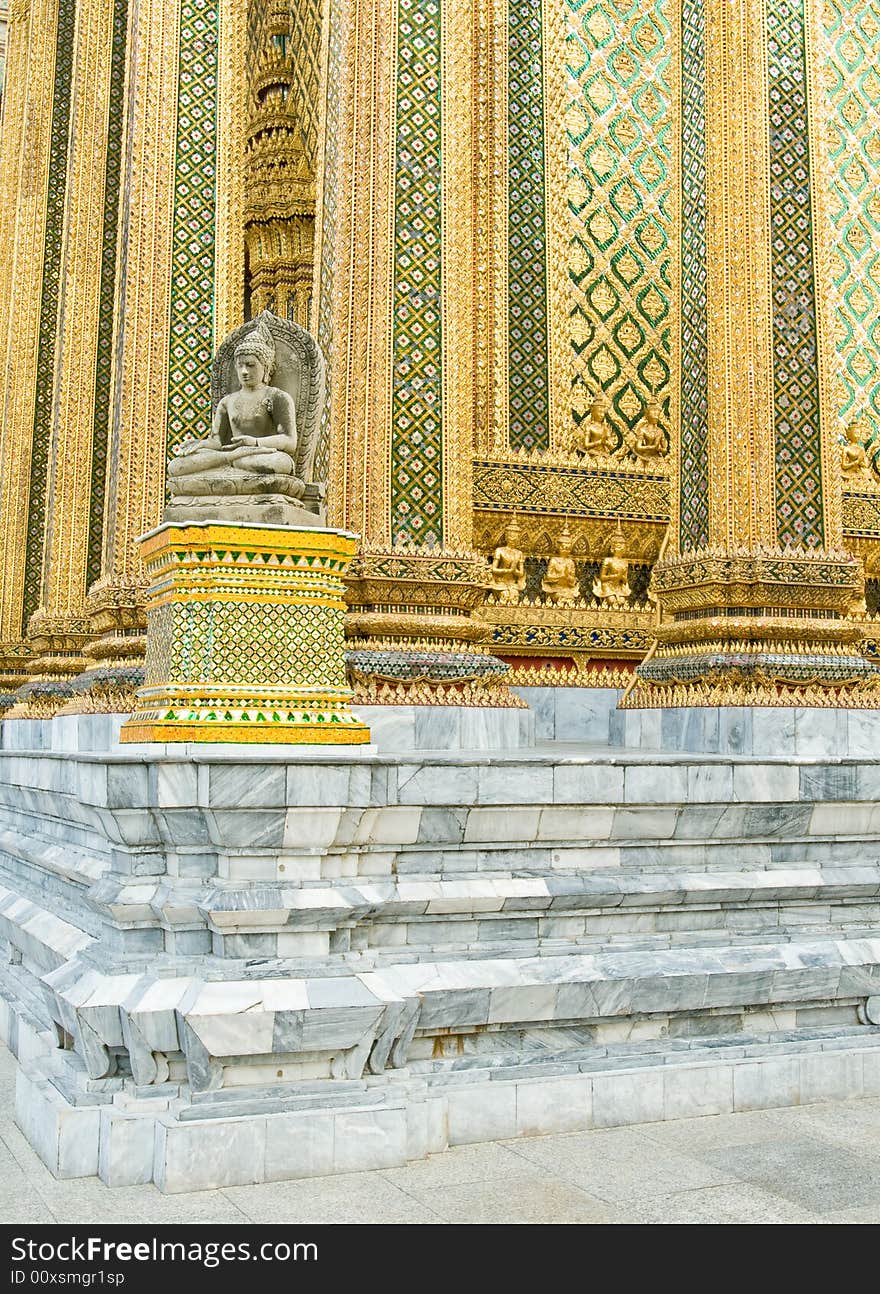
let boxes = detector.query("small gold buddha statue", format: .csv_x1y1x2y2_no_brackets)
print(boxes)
841,422,870,478
631,399,667,460
489,518,527,605
592,525,631,609
573,394,614,458
542,525,579,604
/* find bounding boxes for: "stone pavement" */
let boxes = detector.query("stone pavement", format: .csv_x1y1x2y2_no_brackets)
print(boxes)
2,1045,880,1224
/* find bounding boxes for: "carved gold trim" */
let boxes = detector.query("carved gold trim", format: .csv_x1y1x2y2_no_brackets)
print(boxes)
0,0,60,641
440,0,475,547
327,0,396,543
622,679,880,709
100,0,180,585
543,0,569,453
668,0,682,556
214,0,247,337
704,0,776,548
804,0,842,548
311,0,333,336
41,0,117,629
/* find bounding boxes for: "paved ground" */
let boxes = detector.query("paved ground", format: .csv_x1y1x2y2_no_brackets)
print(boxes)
3,1046,880,1223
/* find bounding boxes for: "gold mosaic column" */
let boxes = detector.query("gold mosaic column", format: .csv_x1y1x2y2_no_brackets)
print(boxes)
624,0,878,707
8,0,121,717
77,0,190,714
327,0,516,707
0,0,62,703
121,524,371,744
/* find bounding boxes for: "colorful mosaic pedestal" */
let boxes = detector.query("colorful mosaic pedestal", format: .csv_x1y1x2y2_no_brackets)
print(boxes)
120,523,370,745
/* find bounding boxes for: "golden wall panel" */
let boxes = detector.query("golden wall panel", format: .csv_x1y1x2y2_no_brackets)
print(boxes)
0,0,60,641
41,0,118,621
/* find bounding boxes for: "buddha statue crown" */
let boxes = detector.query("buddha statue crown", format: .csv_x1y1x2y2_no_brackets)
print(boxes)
233,320,276,379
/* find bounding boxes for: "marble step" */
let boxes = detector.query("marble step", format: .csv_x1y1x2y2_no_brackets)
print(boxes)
38,936,880,1094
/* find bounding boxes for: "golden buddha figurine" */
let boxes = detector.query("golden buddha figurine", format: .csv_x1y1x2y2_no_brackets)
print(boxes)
631,399,667,460
592,525,631,609
489,518,527,604
542,525,579,604
573,394,614,457
841,422,870,478
168,321,302,490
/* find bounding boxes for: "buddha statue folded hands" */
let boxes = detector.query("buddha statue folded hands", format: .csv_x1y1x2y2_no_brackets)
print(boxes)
489,519,527,605
164,312,328,526
592,526,631,609
542,526,579,604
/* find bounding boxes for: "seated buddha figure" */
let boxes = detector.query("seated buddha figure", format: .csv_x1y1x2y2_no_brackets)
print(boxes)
573,394,614,458
489,519,526,605
542,526,579,604
168,322,304,497
592,527,631,609
631,399,667,460
841,422,869,478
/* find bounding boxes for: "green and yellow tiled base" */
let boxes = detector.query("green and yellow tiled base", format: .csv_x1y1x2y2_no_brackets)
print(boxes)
120,523,371,745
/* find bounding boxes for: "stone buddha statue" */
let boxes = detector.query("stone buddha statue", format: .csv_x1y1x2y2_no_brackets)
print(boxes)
631,399,667,460
542,525,579,604
165,311,327,526
592,526,631,608
489,519,526,605
573,394,614,458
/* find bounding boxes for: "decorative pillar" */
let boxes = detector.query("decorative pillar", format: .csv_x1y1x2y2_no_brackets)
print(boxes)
77,0,247,713
8,0,128,717
121,523,370,744
0,0,70,705
624,0,879,707
327,0,514,706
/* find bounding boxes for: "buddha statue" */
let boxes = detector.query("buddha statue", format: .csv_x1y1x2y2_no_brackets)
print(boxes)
573,394,614,458
841,422,870,478
592,525,631,609
631,399,667,460
169,321,302,489
165,311,327,526
489,519,526,604
542,525,579,604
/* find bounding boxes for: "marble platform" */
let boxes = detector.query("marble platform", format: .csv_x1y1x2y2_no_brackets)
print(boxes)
1,707,880,1189
517,686,880,757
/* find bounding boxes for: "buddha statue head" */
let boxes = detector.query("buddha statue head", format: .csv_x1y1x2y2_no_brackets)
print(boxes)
233,322,276,388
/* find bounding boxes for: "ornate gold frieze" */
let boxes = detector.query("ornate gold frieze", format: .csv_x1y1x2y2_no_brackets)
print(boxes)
648,546,863,615
499,660,635,689
473,455,668,521
345,545,491,648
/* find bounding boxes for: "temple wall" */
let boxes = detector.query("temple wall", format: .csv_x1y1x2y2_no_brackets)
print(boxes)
0,0,879,704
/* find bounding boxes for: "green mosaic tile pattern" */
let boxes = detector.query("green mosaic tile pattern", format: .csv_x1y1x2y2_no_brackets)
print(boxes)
822,0,880,456
678,0,709,551
391,0,443,545
23,0,75,631
164,601,347,688
565,0,672,453
88,0,129,587
508,0,550,451
768,0,824,548
166,0,218,458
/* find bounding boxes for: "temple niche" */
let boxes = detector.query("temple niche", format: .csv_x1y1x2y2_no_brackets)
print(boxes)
243,0,321,327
